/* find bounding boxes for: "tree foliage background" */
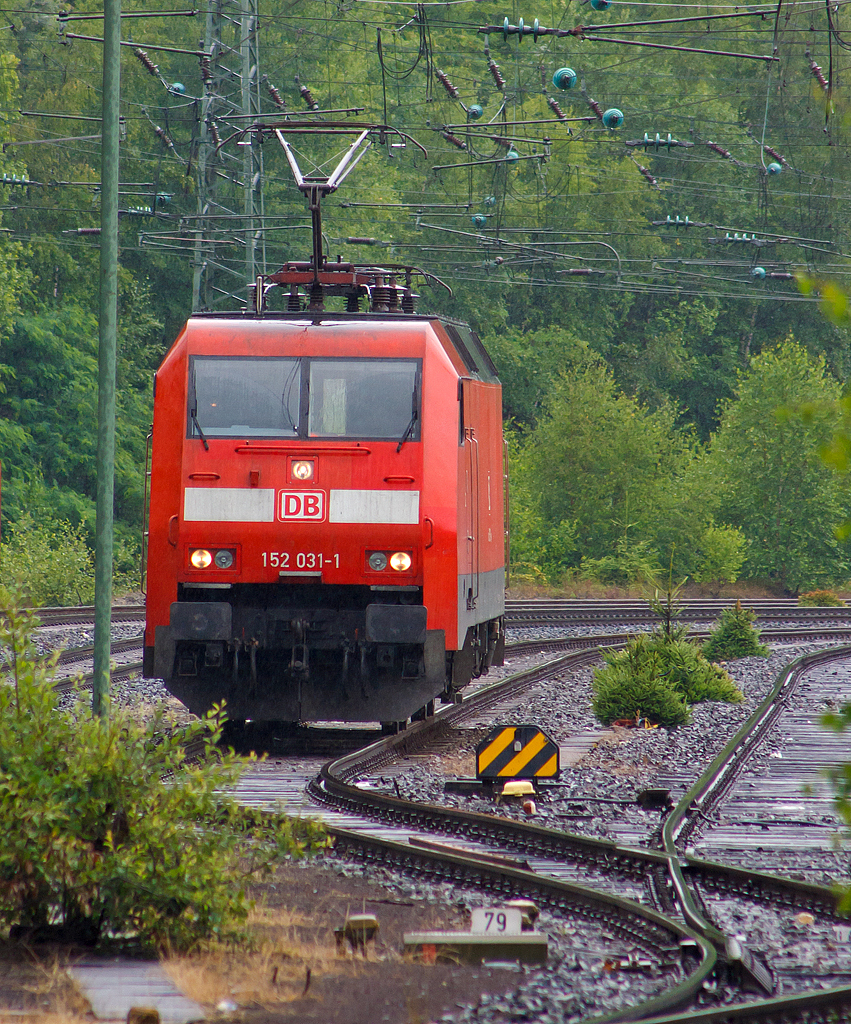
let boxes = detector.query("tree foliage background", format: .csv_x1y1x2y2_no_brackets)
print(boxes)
0,0,849,591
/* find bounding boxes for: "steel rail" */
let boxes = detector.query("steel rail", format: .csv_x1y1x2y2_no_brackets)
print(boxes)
313,643,720,1011
506,626,851,658
652,645,851,1020
638,984,851,1023
330,827,717,1024
310,647,720,1017
55,634,142,669
23,597,851,629
308,632,851,1020
505,599,851,627
53,660,144,694
29,603,146,626
664,645,851,852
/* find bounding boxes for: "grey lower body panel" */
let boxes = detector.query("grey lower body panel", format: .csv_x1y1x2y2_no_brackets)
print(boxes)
457,565,505,639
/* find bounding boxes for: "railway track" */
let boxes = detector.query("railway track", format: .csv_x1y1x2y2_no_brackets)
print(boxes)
30,596,851,631
52,635,144,694
35,603,146,627
32,601,851,1021
506,598,851,628
227,629,851,1021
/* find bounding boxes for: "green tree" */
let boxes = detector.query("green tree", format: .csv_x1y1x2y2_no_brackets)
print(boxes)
486,326,590,432
519,359,718,582
705,338,850,592
702,602,769,660
0,301,154,551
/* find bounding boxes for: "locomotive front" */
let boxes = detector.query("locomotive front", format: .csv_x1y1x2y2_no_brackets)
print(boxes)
144,313,504,724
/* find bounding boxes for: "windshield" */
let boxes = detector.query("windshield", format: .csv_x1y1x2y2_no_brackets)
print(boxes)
189,357,300,438
187,356,420,441
309,360,419,440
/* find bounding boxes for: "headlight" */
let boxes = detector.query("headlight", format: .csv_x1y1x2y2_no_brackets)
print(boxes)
292,460,314,481
214,549,235,569
190,549,213,569
389,552,412,572
368,551,388,571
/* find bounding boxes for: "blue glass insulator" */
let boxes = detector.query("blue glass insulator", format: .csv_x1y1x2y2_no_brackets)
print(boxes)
471,214,487,228
468,104,484,120
602,108,624,129
767,162,782,175
590,0,612,10
751,266,767,279
170,82,186,94
552,67,577,90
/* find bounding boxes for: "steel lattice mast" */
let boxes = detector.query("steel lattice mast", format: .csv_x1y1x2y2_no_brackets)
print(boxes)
192,0,265,310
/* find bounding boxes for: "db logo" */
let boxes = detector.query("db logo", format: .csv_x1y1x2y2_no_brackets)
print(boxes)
278,490,325,521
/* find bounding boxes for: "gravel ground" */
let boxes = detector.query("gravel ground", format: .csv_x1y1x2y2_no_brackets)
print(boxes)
370,632,851,1016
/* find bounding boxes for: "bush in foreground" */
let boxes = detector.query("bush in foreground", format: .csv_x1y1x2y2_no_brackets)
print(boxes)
592,632,743,727
0,591,326,951
702,602,770,660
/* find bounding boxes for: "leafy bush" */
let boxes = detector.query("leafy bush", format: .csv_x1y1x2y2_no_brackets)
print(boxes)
702,602,770,660
798,590,845,607
592,654,690,727
0,591,326,951
580,537,661,586
592,631,743,727
649,635,743,704
691,525,747,587
1,513,95,605
0,512,141,605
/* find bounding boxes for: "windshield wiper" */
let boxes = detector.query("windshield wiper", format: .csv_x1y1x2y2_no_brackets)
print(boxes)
396,378,419,453
188,370,210,451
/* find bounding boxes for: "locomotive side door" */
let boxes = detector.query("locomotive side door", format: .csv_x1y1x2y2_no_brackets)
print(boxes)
460,377,480,611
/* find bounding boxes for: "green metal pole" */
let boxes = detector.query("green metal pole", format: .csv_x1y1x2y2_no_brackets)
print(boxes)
92,0,121,719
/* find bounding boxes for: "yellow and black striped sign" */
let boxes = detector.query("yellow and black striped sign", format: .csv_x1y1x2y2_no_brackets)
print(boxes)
475,725,560,780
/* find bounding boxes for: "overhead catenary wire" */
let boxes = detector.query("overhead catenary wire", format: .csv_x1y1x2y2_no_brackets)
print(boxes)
3,0,847,314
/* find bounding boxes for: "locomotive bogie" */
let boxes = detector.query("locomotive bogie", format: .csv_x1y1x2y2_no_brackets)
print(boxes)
144,313,504,723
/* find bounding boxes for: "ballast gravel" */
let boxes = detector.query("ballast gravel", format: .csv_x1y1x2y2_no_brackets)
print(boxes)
32,616,851,1021
319,854,694,1024
386,638,851,871
371,632,851,1018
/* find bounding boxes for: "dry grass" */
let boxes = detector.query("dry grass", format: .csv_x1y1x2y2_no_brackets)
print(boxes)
2,956,92,1024
163,902,387,1010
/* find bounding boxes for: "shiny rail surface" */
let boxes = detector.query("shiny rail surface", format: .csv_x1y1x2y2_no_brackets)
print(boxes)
505,598,851,627
33,603,146,626
309,646,719,1021
30,597,851,630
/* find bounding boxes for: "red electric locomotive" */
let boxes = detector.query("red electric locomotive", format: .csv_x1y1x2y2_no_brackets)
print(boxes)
143,271,505,724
